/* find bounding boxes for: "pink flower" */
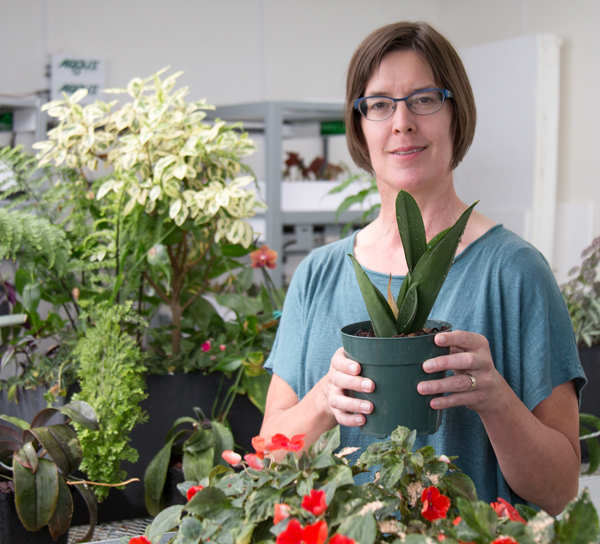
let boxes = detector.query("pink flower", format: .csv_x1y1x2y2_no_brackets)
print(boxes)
274,503,292,524
222,450,242,466
244,453,264,470
421,487,451,522
269,433,306,452
301,489,327,516
439,455,451,464
186,485,204,501
201,341,211,352
490,498,525,523
219,344,226,351
250,245,278,269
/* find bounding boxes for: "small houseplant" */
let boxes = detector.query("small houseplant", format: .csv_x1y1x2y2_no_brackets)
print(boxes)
130,425,599,544
342,190,476,437
0,400,100,543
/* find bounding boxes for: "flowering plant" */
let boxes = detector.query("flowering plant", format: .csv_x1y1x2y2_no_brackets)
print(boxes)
129,425,598,544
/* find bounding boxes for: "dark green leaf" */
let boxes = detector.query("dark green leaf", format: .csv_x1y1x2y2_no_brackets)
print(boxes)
215,294,262,318
337,512,377,544
309,426,341,457
244,485,281,523
348,254,397,337
555,489,599,544
426,227,451,250
184,427,216,453
379,458,405,488
212,421,234,467
19,441,39,473
335,189,372,222
186,487,233,524
396,281,419,334
396,190,427,274
60,400,100,431
13,457,59,531
242,372,271,414
457,498,496,540
48,476,73,540
28,425,82,476
72,482,98,543
30,407,61,429
396,271,411,312
14,269,31,297
183,448,214,483
0,414,30,431
211,356,244,373
178,516,204,544
148,504,184,542
23,282,41,313
144,437,176,516
443,471,478,502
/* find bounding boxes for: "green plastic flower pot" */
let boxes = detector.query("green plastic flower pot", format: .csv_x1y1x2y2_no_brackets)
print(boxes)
341,319,451,438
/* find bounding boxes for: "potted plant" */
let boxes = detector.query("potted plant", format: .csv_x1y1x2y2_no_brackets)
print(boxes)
342,190,476,437
127,425,599,544
0,400,99,543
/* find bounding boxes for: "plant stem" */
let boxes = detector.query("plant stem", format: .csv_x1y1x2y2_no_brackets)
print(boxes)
217,365,244,423
66,477,139,487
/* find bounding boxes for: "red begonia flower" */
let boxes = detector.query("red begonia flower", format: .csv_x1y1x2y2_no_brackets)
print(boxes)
491,538,518,544
276,519,328,544
303,520,328,544
301,489,327,516
186,485,204,501
244,453,264,470
252,436,268,459
421,486,451,522
129,538,151,544
490,498,525,523
437,535,446,542
329,535,356,544
274,503,292,524
222,450,242,466
269,433,306,452
250,245,278,269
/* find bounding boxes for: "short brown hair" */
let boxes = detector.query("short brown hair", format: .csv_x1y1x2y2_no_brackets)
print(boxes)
345,21,476,173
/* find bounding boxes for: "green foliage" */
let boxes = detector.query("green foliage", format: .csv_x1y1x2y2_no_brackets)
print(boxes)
561,236,600,347
329,173,380,237
144,424,599,544
349,190,477,337
0,401,100,541
71,303,148,501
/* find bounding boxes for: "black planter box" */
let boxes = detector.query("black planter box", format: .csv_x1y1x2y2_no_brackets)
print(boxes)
0,490,69,544
71,371,263,524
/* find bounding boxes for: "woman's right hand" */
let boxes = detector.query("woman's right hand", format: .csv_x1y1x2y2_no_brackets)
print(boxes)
325,347,374,426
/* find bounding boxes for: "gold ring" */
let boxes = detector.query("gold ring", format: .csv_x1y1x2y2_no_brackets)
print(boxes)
465,373,476,392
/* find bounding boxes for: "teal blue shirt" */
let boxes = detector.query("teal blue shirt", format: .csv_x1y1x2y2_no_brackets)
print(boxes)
264,225,585,508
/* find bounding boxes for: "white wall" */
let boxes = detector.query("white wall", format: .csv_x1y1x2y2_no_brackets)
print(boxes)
1,0,599,275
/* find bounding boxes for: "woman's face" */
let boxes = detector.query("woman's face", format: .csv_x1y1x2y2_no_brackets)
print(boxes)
361,49,455,201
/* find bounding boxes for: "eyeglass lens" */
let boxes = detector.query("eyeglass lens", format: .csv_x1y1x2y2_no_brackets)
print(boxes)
359,90,446,120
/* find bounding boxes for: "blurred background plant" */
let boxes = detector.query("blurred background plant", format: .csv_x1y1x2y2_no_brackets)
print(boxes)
328,172,379,237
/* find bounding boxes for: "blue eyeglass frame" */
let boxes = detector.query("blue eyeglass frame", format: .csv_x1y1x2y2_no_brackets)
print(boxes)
354,88,453,120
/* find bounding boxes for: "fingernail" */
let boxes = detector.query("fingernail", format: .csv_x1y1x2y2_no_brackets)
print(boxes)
349,363,359,373
423,360,435,372
418,383,431,394
355,415,364,424
437,335,446,345
360,402,370,411
431,399,441,409
361,379,372,391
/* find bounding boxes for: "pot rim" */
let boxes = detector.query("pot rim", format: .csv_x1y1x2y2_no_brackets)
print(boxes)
341,319,452,340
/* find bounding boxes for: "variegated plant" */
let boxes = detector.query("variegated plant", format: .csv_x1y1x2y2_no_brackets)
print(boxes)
349,190,477,337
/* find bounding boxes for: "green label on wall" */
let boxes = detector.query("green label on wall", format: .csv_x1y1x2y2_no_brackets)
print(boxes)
320,120,345,135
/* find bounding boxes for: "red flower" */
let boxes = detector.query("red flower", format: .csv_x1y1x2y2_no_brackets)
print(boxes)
329,535,356,544
302,489,327,516
490,498,525,523
244,453,264,470
269,433,306,452
421,486,451,522
452,517,462,526
250,245,278,269
129,537,151,544
276,519,328,544
222,450,242,466
491,538,518,544
252,436,268,459
201,341,211,352
274,503,292,524
186,485,204,501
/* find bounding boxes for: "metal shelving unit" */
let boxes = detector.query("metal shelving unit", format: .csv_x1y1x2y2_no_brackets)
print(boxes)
204,101,370,287
0,96,46,147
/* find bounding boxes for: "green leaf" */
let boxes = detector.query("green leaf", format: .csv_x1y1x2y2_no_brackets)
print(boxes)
555,489,599,544
14,269,30,297
60,400,100,431
177,516,204,544
185,487,233,524
337,512,377,544
0,414,30,431
183,448,215,483
396,271,411,312
348,254,397,337
396,281,419,334
242,372,271,414
220,243,251,257
335,189,372,222
409,200,477,331
184,427,216,453
427,227,451,250
457,498,496,540
320,464,355,504
396,190,427,274
148,504,184,543
145,438,176,516
47,476,73,540
13,457,59,531
30,407,61,429
212,421,234,467
244,485,281,523
443,471,478,502
379,458,405,488
72,482,98,542
23,282,41,313
27,425,82,476
211,356,244,373
309,426,341,457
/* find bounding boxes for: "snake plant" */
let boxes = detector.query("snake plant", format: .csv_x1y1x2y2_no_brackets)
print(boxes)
349,190,477,337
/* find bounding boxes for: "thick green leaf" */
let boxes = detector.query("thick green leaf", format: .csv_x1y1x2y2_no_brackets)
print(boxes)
457,498,496,540
410,200,477,331
396,281,419,334
184,427,215,453
0,414,30,430
212,421,234,467
244,485,281,523
148,504,184,542
396,271,411,312
144,437,176,516
427,227,451,250
555,489,599,543
72,482,98,542
60,400,100,431
348,254,397,337
185,487,233,524
320,464,355,504
337,512,377,544
177,515,204,544
13,457,59,531
30,407,61,429
28,425,82,476
443,471,478,502
379,458,405,488
581,423,600,474
396,190,427,274
48,475,73,540
309,426,341,457
242,372,271,414
183,448,214,483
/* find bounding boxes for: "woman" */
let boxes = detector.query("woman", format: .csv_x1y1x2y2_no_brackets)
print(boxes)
261,21,585,515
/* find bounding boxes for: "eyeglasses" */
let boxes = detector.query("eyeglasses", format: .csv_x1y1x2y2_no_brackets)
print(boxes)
354,88,453,121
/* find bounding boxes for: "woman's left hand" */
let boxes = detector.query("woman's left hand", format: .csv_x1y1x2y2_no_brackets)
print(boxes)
417,330,504,414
